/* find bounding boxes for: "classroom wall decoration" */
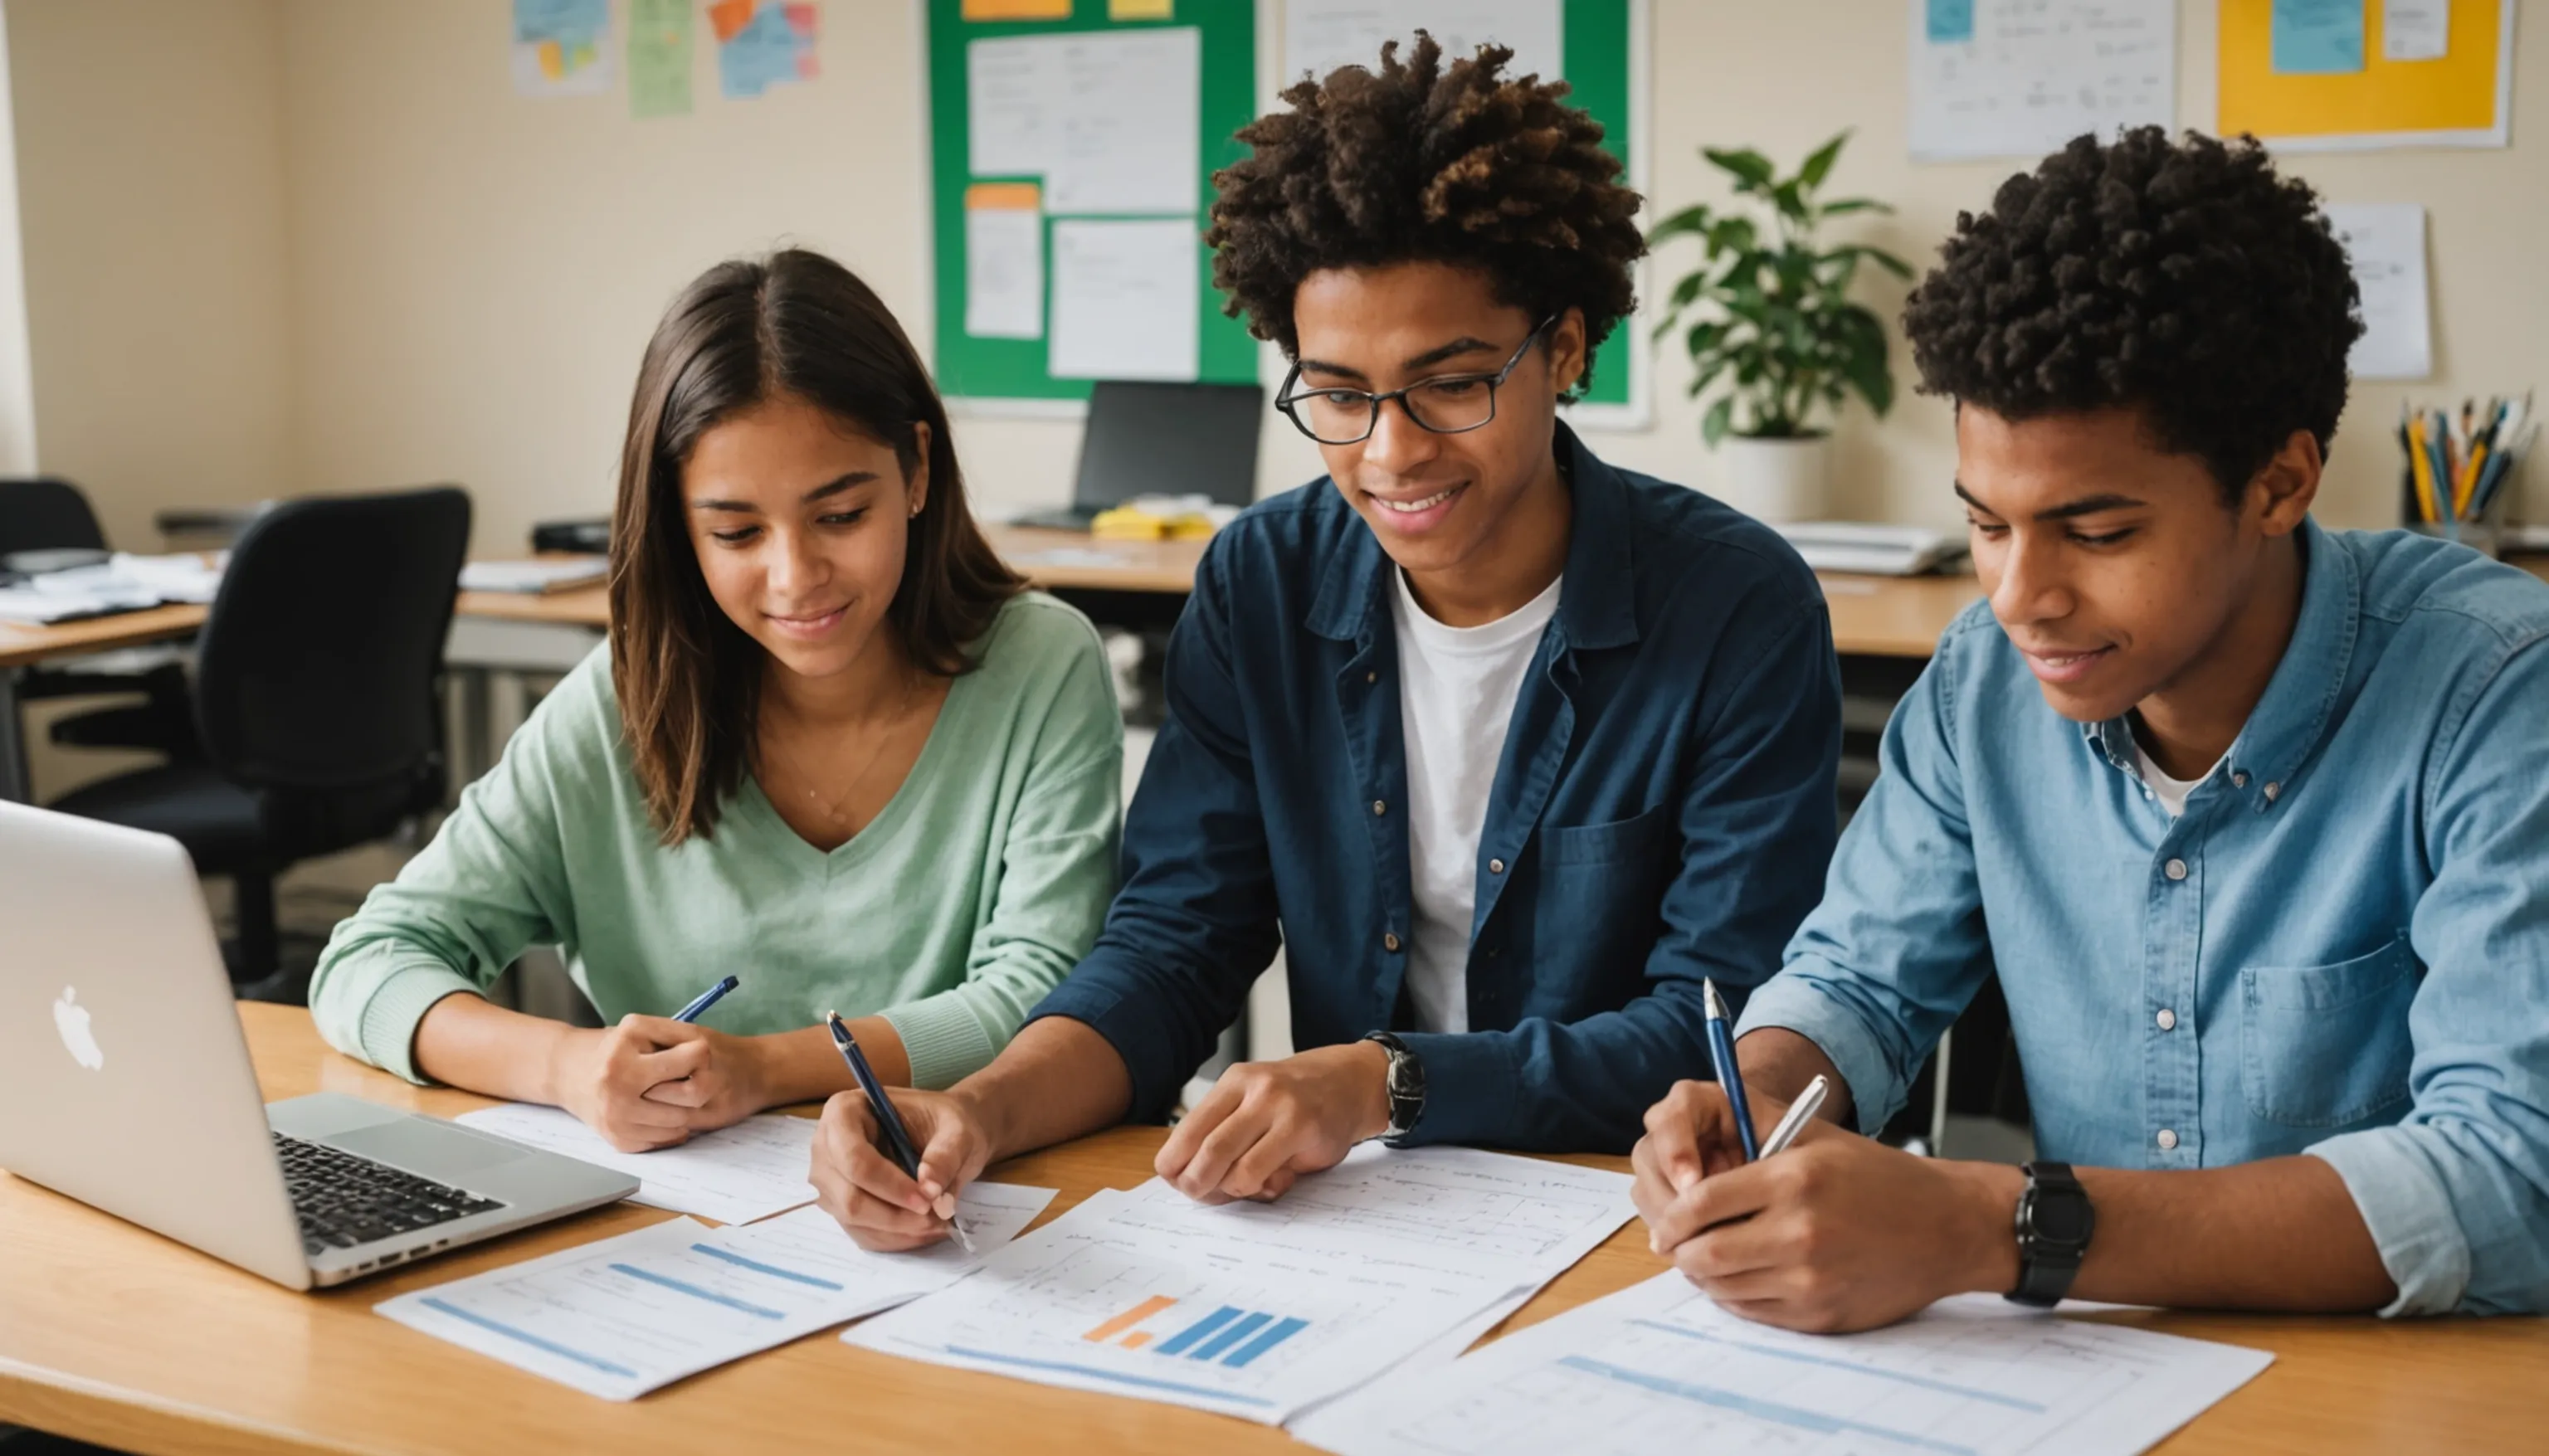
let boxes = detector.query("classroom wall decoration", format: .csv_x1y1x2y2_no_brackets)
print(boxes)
1906,0,2176,162
924,0,1260,407
629,0,696,118
2218,0,2515,150
513,0,615,98
714,0,821,100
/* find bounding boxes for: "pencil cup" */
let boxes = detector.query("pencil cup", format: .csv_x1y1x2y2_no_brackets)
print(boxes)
2405,489,2509,558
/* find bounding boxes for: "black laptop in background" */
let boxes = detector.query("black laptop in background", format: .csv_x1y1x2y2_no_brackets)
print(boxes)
1011,381,1265,532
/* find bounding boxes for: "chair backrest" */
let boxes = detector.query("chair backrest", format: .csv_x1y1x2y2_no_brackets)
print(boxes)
194,487,472,791
0,477,108,556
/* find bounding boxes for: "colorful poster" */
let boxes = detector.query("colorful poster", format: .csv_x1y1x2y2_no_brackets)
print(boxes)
512,0,612,98
2219,0,2512,149
630,0,695,118
711,0,821,99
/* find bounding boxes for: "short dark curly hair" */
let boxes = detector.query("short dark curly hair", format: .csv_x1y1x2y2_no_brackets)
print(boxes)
1902,128,2362,505
1204,33,1644,392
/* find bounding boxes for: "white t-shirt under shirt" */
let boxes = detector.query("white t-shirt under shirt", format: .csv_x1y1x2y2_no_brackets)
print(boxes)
2132,733,2222,818
1389,567,1563,1035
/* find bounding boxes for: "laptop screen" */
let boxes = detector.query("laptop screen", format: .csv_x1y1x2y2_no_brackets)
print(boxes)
1070,382,1265,511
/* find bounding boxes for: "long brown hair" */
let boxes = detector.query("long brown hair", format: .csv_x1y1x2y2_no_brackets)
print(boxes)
610,249,1023,845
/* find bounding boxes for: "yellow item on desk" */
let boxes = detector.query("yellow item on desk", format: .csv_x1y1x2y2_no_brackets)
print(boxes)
1091,506,1221,542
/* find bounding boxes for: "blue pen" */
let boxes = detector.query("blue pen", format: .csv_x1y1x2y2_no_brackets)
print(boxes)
1703,979,1761,1163
826,1010,972,1254
671,974,739,1023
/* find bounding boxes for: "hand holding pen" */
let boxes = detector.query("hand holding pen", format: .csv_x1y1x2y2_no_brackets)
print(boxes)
824,1011,974,1254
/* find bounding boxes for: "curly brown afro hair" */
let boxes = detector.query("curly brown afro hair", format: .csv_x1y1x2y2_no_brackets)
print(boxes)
1203,33,1645,394
1902,128,2362,505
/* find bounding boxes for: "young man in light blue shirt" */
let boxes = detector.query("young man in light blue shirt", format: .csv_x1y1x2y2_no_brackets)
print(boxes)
1631,128,2549,1331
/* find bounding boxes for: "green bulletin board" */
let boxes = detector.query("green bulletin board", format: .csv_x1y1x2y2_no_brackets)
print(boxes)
924,0,1260,405
924,1,1642,416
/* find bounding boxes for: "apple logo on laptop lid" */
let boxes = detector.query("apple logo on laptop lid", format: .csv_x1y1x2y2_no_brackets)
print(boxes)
55,986,105,1070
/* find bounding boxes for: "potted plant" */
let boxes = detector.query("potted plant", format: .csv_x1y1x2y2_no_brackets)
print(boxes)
1649,130,1909,522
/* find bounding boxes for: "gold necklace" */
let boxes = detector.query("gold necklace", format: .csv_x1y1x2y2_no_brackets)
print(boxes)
764,668,918,830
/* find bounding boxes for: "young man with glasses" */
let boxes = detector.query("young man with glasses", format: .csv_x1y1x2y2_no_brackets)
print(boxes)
810,37,1841,1241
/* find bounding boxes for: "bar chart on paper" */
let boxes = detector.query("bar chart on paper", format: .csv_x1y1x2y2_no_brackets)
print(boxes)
1294,1273,2275,1456
1081,1293,1312,1367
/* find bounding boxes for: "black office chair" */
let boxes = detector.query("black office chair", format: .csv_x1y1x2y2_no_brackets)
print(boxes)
0,477,196,754
51,487,471,983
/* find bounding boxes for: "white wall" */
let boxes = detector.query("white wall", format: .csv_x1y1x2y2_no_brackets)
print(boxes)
0,4,38,475
10,1,2548,549
5,0,294,548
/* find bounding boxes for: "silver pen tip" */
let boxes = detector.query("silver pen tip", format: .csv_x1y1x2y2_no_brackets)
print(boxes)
1703,979,1727,1020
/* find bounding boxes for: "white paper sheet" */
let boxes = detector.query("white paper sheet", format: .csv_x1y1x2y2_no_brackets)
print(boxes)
1294,1272,2275,1456
376,1185,1056,1400
1049,219,1198,382
2383,0,2450,61
457,557,607,594
1284,0,1562,85
965,199,1045,340
2326,202,2432,380
456,1104,819,1226
1908,0,2176,163
846,1147,1632,1424
967,30,1199,216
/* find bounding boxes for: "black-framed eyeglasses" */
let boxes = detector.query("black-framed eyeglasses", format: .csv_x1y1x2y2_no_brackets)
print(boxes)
1274,316,1557,446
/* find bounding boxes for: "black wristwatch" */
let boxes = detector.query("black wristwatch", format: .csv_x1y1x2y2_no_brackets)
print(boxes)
2007,1160,2095,1307
1361,1031,1426,1146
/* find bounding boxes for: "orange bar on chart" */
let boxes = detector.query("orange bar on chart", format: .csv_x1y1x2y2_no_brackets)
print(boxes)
1120,1332,1154,1349
1082,1294,1177,1343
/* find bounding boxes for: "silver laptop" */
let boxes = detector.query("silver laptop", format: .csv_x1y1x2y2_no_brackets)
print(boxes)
0,800,638,1289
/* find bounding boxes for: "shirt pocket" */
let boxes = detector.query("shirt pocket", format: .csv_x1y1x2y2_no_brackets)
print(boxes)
1526,804,1678,992
2238,936,2419,1128
1539,801,1675,867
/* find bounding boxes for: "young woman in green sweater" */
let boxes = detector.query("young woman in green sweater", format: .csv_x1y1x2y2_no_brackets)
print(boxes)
309,249,1123,1152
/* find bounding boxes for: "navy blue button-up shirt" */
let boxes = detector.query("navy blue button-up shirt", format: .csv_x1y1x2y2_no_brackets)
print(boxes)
1030,427,1841,1152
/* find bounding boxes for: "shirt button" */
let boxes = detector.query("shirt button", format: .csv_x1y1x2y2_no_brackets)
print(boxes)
1366,670,1377,684
1489,859,1506,874
1372,800,1387,816
1384,932,1401,952
2156,1127,2180,1151
2264,782,2281,802
2164,858,2188,881
2232,772,2249,787
2156,1007,2177,1031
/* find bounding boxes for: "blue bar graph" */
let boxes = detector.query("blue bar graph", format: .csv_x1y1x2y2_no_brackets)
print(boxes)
1558,1356,1979,1456
1187,1311,1274,1361
1154,1304,1245,1356
1221,1316,1309,1368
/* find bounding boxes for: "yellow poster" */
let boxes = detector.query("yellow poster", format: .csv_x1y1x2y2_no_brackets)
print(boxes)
964,0,1072,18
1110,0,1174,17
2218,0,2512,149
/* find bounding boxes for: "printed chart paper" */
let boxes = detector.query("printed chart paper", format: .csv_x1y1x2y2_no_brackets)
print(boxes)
1285,0,1562,85
1049,219,1198,382
378,1186,1056,1400
456,1103,819,1226
848,1148,1633,1424
1294,1273,2275,1456
2326,202,2431,380
513,0,612,97
966,30,1200,216
965,183,1046,339
1908,0,2175,162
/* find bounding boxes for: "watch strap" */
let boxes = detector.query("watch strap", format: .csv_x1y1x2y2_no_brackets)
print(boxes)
1360,1031,1425,1144
2007,1160,2093,1308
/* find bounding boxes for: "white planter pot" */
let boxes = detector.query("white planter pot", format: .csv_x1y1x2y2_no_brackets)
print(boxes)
1718,435,1829,523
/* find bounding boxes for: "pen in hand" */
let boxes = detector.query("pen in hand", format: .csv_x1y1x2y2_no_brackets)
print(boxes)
671,974,739,1024
826,1011,973,1254
1757,1074,1829,1160
1701,979,1761,1164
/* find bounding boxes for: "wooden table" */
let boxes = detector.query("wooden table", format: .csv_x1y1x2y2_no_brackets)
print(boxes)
2,1006,2542,1455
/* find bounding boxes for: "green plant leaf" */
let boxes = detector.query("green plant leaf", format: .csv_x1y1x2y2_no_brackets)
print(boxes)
1703,146,1774,191
1645,203,1713,246
1816,197,1893,217
1796,130,1850,192
1702,395,1735,446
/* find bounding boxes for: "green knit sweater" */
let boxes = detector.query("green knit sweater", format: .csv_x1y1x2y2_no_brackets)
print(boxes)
309,592,1123,1088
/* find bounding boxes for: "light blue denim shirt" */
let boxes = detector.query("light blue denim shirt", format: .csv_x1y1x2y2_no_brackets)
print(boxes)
1741,519,2549,1317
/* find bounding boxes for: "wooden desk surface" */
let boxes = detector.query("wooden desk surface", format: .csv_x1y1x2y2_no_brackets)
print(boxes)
3,1006,2542,1455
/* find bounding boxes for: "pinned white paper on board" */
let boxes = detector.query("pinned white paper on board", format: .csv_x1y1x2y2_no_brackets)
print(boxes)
966,29,1200,216
1284,0,1562,85
1049,218,1198,382
1907,0,2175,162
2382,0,2451,61
965,183,1045,339
2326,202,2432,381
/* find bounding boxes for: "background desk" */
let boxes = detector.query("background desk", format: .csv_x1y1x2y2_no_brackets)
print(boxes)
1,1006,2542,1455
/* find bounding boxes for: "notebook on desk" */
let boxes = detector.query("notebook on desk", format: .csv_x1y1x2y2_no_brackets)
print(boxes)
1776,521,1967,576
1011,381,1263,532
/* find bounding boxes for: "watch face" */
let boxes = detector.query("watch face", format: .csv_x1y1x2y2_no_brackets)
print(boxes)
2029,1195,2091,1244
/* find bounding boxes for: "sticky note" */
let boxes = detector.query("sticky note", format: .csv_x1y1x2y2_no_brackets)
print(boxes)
2272,0,2366,75
1926,0,1975,45
965,0,1072,18
1110,0,1173,17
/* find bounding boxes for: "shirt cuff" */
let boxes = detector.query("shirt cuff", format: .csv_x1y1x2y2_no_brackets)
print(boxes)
356,962,482,1084
878,991,1002,1093
2307,1127,2474,1317
1733,971,1909,1136
1390,1031,1520,1148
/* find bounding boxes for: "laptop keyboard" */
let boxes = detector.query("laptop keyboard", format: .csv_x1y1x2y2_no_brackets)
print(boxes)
273,1132,507,1259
